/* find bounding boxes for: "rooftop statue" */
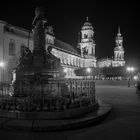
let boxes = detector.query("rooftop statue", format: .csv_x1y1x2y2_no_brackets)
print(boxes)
46,46,62,70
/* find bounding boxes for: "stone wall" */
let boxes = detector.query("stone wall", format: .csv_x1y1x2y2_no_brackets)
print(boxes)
95,80,136,86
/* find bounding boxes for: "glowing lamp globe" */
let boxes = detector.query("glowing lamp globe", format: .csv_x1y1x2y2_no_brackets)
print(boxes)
86,68,91,73
0,62,5,68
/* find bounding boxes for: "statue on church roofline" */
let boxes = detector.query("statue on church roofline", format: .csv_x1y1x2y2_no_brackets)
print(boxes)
46,26,54,35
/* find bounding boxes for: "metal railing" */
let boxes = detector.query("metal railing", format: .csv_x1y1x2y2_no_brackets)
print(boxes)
0,79,96,112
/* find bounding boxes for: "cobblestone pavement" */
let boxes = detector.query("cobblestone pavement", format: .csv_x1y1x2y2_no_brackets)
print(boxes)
1,85,140,140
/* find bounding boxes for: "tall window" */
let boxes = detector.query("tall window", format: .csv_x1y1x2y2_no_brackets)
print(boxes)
20,44,26,56
9,39,15,56
92,47,94,55
84,34,88,38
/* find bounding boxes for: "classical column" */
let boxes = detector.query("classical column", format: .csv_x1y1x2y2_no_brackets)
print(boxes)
32,7,47,67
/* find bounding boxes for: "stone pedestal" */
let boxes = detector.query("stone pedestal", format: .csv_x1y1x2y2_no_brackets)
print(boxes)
11,7,66,97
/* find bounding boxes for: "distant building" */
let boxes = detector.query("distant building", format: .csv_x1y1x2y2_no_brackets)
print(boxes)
0,18,125,83
97,27,125,68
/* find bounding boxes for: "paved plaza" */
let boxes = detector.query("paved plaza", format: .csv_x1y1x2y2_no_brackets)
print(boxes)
0,85,140,140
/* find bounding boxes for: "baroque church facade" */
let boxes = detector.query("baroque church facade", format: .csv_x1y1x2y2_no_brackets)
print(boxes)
0,18,125,82
97,27,125,68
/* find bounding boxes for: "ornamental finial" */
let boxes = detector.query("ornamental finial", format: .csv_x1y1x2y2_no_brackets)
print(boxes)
118,26,121,36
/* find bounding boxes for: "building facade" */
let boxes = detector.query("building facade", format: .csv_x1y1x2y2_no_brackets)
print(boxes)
0,19,125,83
0,20,34,83
0,18,96,82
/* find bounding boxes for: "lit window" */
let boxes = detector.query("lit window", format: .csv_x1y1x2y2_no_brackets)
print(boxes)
9,39,15,56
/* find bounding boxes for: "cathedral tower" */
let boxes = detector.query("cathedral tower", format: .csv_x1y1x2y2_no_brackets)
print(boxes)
114,27,124,61
79,17,96,58
112,27,125,67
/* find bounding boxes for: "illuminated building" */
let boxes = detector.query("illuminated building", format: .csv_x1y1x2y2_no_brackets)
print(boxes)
0,19,125,83
97,27,125,68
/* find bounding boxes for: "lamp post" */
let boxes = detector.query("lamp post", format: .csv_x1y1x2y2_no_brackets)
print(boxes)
126,66,135,87
86,67,95,104
86,68,92,80
0,61,5,98
133,75,138,81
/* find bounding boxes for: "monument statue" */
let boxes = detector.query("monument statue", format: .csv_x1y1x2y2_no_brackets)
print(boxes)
47,26,54,35
11,7,66,97
32,7,47,54
46,46,61,70
17,46,33,69
0,7,98,124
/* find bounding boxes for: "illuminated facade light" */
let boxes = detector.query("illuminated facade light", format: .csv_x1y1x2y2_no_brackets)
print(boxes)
130,67,134,72
86,68,91,73
133,75,138,80
0,61,5,68
127,67,131,71
63,68,67,73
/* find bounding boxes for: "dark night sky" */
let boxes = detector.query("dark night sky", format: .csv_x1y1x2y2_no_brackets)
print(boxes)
0,0,140,70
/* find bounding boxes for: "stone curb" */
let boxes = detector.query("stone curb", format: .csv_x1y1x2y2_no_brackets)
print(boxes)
0,100,112,132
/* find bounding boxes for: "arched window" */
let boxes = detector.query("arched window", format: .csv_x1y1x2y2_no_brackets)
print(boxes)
67,58,70,65
76,58,79,66
61,54,64,64
84,34,88,38
92,47,94,55
9,39,15,56
20,44,26,56
79,59,81,67
73,59,75,66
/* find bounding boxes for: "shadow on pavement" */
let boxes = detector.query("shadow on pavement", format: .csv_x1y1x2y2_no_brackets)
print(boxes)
56,108,114,133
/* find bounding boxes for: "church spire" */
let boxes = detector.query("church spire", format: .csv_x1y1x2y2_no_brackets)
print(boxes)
114,26,125,62
118,26,121,36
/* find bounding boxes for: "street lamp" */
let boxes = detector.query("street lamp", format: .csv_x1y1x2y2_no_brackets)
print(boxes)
0,61,5,84
126,66,135,75
86,68,93,80
126,66,135,87
133,75,138,81
0,61,5,68
0,61,5,98
127,67,135,72
86,68,91,73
